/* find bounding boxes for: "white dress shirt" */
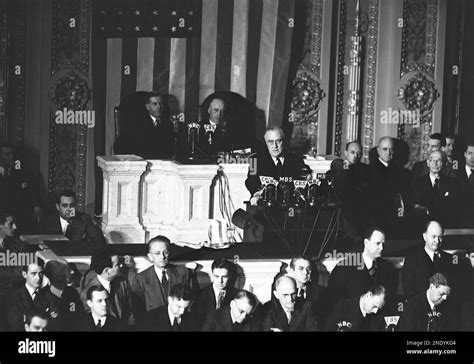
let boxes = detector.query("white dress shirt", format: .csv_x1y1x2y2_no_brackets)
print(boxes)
59,217,69,235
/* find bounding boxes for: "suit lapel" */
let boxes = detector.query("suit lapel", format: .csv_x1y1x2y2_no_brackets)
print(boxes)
146,267,165,308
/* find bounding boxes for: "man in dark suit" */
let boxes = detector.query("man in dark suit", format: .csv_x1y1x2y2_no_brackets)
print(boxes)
456,142,474,227
287,256,325,322
41,189,106,246
0,212,34,330
131,235,198,328
80,247,134,329
410,150,461,228
399,273,456,331
367,137,412,234
6,262,59,331
325,226,399,313
245,126,310,200
0,142,42,233
194,258,239,326
145,283,198,331
402,220,473,305
262,275,318,331
43,259,84,331
459,299,474,331
325,286,386,331
201,289,258,331
77,285,122,331
412,133,456,178
115,92,175,159
338,141,370,236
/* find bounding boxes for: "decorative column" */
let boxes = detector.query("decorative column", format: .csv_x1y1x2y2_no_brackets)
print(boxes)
346,0,363,142
97,155,148,244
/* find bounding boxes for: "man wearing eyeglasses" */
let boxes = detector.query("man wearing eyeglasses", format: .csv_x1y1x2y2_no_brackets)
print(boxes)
131,235,199,329
245,126,310,202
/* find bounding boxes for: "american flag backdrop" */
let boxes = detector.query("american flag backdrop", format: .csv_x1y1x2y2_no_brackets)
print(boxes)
91,0,306,156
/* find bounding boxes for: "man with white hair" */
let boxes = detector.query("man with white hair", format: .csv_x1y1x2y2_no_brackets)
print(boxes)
262,275,318,331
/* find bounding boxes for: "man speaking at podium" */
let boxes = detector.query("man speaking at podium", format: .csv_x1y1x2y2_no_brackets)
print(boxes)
245,126,310,202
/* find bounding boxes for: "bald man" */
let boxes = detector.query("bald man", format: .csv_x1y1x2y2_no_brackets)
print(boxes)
411,150,461,228
262,275,318,331
402,221,473,304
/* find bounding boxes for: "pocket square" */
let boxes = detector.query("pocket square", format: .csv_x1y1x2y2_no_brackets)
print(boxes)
444,192,449,197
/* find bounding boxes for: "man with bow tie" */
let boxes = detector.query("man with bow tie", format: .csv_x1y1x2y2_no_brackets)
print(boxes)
41,189,106,246
194,259,239,326
402,220,473,305
399,273,456,331
410,150,461,228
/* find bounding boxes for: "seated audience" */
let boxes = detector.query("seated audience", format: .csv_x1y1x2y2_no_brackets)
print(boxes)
412,133,456,178
131,235,199,327
80,247,134,329
6,262,59,331
402,220,473,304
194,258,239,326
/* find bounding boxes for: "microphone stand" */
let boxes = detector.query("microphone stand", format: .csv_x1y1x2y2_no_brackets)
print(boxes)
187,123,200,160
204,123,217,158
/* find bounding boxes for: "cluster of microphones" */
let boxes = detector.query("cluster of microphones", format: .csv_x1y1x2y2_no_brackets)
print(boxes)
258,171,341,210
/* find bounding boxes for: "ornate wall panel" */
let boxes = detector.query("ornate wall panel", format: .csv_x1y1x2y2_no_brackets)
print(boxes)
48,0,91,210
7,0,27,145
361,0,379,162
398,0,440,165
288,0,325,156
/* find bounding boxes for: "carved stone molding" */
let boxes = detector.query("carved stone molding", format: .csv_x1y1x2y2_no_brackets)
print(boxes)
48,0,91,210
362,0,379,162
334,0,347,157
397,71,440,116
290,69,326,126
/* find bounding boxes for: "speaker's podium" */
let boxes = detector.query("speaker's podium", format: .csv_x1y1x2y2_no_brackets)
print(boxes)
237,173,344,258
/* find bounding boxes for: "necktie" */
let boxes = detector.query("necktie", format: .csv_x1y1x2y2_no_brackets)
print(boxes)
433,178,440,192
433,252,441,265
173,318,181,332
161,270,169,295
276,157,283,179
217,290,225,309
96,319,102,329
285,310,292,324
32,288,39,300
469,170,474,184
368,260,377,279
297,288,305,298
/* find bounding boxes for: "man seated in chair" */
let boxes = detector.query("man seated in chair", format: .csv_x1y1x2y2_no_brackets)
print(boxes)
41,189,106,246
114,91,175,159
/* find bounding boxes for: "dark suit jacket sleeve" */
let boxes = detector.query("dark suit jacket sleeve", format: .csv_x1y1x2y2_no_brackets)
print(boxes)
398,299,417,331
83,214,106,246
245,155,261,196
201,311,217,331
402,254,417,299
302,303,319,331
6,292,25,331
324,300,344,331
325,266,347,308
